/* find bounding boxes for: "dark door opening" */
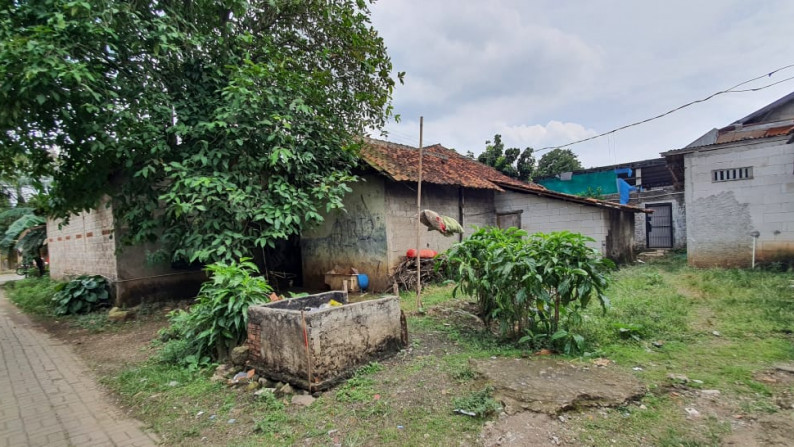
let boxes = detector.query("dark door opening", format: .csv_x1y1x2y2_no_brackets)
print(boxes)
646,203,673,248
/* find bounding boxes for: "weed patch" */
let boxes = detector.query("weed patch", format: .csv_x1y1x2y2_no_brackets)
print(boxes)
3,276,61,315
452,386,501,418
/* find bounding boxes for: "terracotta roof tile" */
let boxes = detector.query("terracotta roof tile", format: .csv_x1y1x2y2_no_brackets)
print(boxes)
360,138,649,214
360,138,544,191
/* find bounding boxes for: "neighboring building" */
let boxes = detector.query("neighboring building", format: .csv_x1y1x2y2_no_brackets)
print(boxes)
536,159,686,251
662,92,794,267
301,139,648,292
47,198,205,305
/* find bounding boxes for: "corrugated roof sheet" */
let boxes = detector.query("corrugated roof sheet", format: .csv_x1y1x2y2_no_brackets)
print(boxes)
714,124,794,144
361,138,649,214
663,123,794,155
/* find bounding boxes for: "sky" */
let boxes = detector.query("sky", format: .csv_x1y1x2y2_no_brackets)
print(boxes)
369,1,794,168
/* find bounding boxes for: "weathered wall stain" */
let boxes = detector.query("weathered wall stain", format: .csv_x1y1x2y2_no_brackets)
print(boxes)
689,191,753,267
302,176,388,290
328,195,379,248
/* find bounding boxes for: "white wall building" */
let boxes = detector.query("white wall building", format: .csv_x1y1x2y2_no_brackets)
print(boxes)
662,92,794,267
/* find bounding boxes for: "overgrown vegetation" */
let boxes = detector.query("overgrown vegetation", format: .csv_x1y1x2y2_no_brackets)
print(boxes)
160,259,271,365
3,276,61,315
445,228,613,353
52,275,110,315
9,255,794,446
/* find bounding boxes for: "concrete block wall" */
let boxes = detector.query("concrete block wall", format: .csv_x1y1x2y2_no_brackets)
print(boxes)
684,137,794,267
385,182,494,270
47,199,205,305
46,201,118,281
301,175,390,290
629,189,686,250
495,190,610,254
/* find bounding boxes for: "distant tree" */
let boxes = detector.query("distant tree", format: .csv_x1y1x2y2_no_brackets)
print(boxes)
464,150,476,160
477,134,535,182
536,149,583,178
516,147,536,181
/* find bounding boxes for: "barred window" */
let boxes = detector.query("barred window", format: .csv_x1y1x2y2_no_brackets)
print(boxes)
712,167,752,182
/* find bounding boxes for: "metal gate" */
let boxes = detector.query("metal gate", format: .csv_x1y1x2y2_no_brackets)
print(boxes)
646,203,673,248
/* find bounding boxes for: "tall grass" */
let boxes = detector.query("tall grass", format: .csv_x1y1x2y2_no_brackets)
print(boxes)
3,277,62,315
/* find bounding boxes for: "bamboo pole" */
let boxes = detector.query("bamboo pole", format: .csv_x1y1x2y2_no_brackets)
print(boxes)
415,116,424,310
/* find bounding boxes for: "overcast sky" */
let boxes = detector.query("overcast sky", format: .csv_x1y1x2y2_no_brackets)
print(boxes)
369,1,794,168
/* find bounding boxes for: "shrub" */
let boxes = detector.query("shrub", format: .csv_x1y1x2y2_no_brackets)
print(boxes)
445,228,614,354
52,275,110,316
163,258,271,363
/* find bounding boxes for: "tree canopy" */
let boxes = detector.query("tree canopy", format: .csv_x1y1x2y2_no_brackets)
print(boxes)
0,0,399,263
477,134,535,182
536,148,583,178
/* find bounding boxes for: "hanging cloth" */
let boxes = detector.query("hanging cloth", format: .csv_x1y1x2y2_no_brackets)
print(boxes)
420,209,463,237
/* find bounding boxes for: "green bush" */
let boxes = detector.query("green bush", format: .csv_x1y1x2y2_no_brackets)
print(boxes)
452,386,502,418
3,276,62,315
445,228,614,354
163,258,271,363
52,275,110,316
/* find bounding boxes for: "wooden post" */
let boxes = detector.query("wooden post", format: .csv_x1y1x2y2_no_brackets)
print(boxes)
416,116,424,310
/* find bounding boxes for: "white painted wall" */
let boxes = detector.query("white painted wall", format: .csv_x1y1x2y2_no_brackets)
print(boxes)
494,190,609,254
684,136,794,266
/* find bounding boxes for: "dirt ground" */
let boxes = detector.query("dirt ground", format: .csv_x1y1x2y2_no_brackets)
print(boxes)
21,296,794,447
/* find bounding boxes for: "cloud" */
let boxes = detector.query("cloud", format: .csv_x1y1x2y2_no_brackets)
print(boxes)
371,0,794,168
372,1,604,121
497,121,599,150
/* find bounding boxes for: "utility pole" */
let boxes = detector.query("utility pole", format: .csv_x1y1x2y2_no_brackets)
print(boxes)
415,116,424,310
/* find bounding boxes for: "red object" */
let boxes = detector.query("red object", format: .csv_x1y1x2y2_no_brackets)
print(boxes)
406,249,437,258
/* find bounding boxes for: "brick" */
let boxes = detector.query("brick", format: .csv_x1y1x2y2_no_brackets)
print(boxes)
0,289,156,447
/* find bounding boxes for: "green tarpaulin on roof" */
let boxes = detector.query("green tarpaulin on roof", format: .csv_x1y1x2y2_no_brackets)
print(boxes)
537,171,618,196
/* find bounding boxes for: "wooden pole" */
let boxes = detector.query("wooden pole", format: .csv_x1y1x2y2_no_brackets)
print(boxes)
416,116,424,310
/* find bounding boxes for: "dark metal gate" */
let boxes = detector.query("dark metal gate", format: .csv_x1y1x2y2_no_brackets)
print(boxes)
646,203,673,248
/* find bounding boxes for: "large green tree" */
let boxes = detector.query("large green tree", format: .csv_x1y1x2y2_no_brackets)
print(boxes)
477,134,535,182
0,0,398,263
536,148,583,178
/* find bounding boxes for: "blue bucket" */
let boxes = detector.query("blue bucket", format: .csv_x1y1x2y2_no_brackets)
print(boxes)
357,273,369,291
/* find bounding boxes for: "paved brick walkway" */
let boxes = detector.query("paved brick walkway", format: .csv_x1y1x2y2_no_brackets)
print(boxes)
0,280,157,447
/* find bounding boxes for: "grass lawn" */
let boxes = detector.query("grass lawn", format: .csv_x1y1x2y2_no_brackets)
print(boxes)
5,254,794,446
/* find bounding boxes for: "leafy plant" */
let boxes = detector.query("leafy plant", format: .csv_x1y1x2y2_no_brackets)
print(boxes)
1,0,399,266
163,258,271,362
452,386,501,418
578,186,605,200
445,228,614,353
52,275,110,316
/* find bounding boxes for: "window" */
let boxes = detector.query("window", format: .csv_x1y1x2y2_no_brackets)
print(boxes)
712,167,752,182
497,211,522,229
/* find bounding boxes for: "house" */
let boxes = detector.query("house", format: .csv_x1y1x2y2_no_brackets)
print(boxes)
661,92,794,268
48,138,649,302
301,138,649,292
537,159,686,251
46,198,205,305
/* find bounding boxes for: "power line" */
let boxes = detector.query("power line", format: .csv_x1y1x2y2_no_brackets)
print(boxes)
535,63,794,154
